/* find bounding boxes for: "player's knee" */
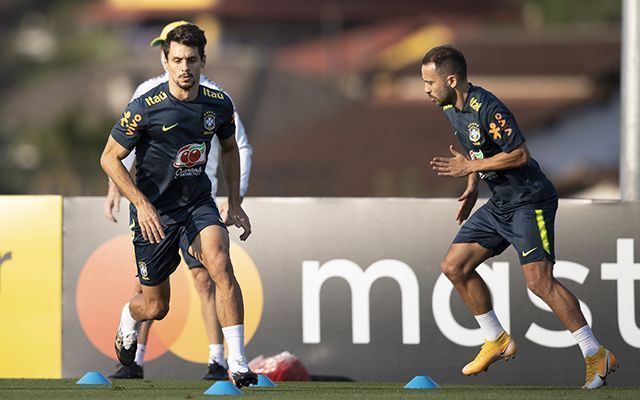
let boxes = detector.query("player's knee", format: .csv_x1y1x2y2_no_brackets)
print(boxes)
146,302,170,320
526,276,553,300
209,263,233,286
192,268,215,295
205,252,232,280
441,259,466,283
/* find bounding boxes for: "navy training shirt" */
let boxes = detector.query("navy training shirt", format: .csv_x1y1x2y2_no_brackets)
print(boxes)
110,82,235,214
442,84,557,211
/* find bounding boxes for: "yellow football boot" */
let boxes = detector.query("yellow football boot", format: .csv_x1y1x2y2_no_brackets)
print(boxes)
583,346,619,389
462,331,517,375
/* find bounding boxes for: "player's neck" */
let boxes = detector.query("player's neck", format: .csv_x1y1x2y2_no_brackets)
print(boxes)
454,82,471,110
168,80,200,101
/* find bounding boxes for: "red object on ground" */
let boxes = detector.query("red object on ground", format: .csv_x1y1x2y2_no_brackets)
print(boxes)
248,351,311,381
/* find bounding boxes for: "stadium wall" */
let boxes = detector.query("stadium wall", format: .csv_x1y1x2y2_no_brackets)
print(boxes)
3,196,640,385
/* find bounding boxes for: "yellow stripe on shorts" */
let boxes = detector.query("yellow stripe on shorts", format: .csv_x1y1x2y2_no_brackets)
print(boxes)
129,220,137,262
535,209,551,255
129,220,136,241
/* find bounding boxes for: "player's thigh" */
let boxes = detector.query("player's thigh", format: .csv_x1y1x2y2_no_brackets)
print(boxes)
130,210,182,286
450,203,509,271
188,224,231,272
443,242,495,276
521,258,555,295
182,198,229,268
508,207,556,265
179,232,217,293
179,235,207,271
140,278,171,309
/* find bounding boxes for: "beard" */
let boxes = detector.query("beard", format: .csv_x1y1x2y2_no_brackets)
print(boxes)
176,77,195,90
174,72,197,90
435,86,457,107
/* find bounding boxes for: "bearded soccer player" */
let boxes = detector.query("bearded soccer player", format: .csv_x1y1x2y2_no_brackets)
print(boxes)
422,45,618,389
100,23,257,388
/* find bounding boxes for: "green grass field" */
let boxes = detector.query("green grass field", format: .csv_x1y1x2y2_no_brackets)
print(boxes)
0,380,638,399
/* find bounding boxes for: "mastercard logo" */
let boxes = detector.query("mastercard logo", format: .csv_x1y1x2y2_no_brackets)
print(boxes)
76,235,263,363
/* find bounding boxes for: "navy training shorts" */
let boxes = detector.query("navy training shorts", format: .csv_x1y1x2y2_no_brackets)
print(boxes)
129,196,226,286
453,201,557,264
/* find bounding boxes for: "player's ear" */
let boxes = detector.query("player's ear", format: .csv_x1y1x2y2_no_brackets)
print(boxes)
201,54,206,67
161,52,169,70
448,75,457,89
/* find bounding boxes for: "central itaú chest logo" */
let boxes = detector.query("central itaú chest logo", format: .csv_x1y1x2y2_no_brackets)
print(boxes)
173,143,206,168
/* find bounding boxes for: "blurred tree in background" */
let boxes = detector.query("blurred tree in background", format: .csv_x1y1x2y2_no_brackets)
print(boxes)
521,0,621,26
0,0,623,196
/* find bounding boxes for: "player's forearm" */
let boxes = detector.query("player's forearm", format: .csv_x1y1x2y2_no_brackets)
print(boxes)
468,147,529,173
466,173,480,191
238,145,252,198
221,145,242,205
235,117,252,197
100,154,148,208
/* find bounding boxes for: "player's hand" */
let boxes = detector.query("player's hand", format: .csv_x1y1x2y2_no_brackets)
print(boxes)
104,180,121,223
455,186,478,225
219,197,245,226
218,199,230,225
136,201,165,244
227,204,252,241
431,145,472,178
217,198,234,226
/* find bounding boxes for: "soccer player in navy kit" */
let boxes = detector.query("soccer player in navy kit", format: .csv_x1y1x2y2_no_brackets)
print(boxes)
100,24,257,388
422,45,617,389
104,20,253,381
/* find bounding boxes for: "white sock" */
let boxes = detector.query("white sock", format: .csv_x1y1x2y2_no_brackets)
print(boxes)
134,344,146,366
573,325,600,357
119,302,141,334
208,344,227,369
474,309,505,341
222,325,247,373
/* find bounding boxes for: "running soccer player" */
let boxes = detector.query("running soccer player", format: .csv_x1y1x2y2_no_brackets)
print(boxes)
104,20,252,381
100,23,257,388
422,45,618,389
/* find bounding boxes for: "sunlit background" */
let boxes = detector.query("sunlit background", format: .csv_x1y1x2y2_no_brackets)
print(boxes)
0,0,622,198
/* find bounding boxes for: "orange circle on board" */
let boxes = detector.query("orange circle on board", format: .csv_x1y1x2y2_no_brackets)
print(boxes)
76,234,264,363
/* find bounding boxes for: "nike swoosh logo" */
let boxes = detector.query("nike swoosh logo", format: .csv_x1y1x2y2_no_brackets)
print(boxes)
597,353,610,380
521,248,537,257
162,123,179,132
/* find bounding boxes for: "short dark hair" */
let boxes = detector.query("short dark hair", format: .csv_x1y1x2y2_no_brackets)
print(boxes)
162,23,207,60
422,45,467,81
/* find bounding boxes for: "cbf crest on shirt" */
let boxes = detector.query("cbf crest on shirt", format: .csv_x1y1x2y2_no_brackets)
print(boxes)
110,82,235,213
441,84,557,210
